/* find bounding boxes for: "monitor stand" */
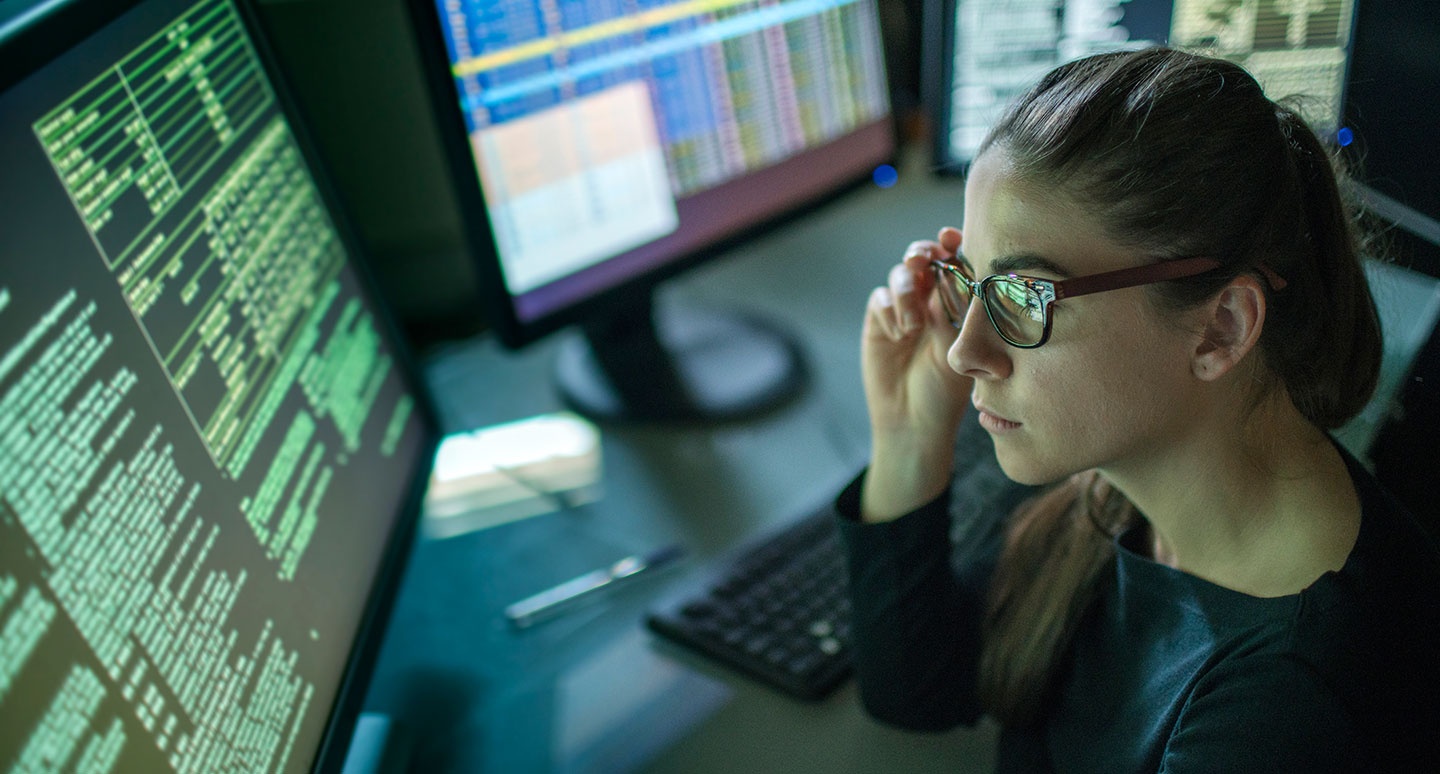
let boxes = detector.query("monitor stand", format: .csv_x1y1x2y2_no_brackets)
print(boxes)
554,294,808,423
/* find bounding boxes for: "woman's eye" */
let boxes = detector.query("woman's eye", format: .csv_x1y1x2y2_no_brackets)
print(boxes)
1025,297,1045,322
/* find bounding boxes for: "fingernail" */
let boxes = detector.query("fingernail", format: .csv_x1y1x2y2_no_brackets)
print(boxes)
893,269,914,294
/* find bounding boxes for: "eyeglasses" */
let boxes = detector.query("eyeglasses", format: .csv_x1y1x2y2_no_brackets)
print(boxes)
929,257,1287,349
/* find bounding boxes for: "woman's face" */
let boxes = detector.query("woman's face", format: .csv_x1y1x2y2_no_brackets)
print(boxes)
951,150,1210,486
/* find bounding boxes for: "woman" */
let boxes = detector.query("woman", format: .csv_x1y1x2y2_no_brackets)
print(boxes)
836,47,1440,771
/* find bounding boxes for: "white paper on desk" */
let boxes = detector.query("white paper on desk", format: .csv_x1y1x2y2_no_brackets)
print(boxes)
424,412,602,538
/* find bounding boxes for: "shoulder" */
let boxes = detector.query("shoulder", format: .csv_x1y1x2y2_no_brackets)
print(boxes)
1335,443,1440,596
1175,461,1440,773
1285,502,1440,769
1307,448,1440,666
1302,458,1440,686
1163,653,1409,773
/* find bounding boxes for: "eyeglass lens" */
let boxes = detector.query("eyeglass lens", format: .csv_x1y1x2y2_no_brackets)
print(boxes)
933,264,1047,346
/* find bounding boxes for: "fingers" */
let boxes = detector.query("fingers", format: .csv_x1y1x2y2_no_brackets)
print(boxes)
867,235,961,343
866,286,903,342
900,240,942,277
938,227,962,256
888,262,926,335
866,267,925,343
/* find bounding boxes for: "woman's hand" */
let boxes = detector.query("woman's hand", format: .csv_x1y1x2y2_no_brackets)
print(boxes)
860,228,973,521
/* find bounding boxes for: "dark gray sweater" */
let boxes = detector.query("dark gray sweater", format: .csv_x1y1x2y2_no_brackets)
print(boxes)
833,416,1440,772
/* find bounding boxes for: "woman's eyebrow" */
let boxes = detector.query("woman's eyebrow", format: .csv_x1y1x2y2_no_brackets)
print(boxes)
989,252,1073,278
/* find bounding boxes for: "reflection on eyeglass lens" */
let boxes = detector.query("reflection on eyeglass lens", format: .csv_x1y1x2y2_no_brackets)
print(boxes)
990,280,1045,324
932,263,1048,346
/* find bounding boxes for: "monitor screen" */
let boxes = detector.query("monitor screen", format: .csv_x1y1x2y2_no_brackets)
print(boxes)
930,0,1356,171
0,0,436,771
409,0,896,343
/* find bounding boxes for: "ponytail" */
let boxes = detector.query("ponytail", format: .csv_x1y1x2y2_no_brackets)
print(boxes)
1262,104,1382,429
977,474,1136,724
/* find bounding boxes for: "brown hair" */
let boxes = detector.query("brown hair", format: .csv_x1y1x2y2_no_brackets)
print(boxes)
971,48,1384,724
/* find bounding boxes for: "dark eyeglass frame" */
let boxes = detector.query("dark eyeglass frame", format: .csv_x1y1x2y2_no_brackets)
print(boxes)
929,257,1288,349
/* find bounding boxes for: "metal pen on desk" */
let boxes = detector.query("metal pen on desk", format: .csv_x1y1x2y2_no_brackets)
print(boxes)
504,543,685,628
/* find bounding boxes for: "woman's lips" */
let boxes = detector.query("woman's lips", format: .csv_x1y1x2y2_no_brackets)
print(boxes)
977,410,1022,433
973,396,1021,433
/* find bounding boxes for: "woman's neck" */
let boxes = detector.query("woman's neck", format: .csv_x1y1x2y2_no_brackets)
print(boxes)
1101,395,1361,598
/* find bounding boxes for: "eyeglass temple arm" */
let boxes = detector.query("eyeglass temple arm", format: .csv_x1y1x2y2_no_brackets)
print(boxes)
1052,257,1287,300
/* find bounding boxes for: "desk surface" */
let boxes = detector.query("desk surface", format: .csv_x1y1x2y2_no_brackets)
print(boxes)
358,157,1002,772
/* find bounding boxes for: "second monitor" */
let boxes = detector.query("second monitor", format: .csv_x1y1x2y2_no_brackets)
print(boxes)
407,0,898,421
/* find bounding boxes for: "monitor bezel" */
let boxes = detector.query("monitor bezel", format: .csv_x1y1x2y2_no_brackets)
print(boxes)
403,0,899,349
1340,0,1440,267
0,1,442,772
921,0,966,177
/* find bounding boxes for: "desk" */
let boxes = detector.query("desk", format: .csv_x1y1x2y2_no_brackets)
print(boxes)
357,157,1002,772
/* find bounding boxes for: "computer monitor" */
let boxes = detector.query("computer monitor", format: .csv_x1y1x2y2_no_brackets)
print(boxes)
0,0,439,772
1340,0,1440,266
926,0,1357,172
406,0,897,422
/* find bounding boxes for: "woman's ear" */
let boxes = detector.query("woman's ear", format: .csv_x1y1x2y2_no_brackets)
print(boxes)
1192,275,1266,382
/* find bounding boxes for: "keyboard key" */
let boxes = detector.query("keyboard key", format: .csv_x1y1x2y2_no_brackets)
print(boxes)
646,508,854,701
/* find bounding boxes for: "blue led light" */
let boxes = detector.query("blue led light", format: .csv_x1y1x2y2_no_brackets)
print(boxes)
873,164,898,188
1337,127,1354,147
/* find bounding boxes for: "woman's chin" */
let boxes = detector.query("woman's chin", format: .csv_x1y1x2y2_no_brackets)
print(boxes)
994,446,1071,487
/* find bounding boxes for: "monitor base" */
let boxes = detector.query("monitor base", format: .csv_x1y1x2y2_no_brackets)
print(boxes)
555,299,807,423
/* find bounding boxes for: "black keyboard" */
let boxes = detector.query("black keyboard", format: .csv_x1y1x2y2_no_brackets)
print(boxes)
646,509,853,700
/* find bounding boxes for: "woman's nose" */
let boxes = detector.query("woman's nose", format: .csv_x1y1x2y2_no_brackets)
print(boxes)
947,296,1013,380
